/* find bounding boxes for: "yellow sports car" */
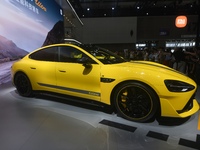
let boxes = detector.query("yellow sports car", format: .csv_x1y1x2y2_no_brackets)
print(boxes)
11,43,199,122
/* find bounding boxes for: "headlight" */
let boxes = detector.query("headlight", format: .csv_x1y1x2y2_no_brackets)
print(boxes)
164,80,195,92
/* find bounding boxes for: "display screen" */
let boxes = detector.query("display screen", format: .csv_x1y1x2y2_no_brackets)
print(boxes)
0,0,63,53
0,0,63,84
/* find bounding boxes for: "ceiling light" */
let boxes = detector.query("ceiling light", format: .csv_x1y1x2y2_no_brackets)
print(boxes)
87,8,90,11
137,6,140,9
112,7,115,10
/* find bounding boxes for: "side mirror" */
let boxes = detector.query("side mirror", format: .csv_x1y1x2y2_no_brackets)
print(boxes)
83,63,92,68
77,57,93,68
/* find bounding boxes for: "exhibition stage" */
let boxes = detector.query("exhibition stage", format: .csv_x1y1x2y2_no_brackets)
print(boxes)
0,81,200,150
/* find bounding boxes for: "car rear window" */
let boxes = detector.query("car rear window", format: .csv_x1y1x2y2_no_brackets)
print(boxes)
29,47,58,62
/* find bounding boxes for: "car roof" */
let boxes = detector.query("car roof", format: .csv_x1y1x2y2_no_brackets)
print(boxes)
63,39,82,45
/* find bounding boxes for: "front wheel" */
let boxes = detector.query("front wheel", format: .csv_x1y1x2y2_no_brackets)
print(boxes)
113,82,159,122
14,72,33,97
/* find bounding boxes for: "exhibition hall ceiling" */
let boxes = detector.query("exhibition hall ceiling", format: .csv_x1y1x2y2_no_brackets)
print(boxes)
68,0,200,18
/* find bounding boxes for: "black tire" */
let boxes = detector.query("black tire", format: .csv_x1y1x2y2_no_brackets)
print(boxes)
14,72,33,97
113,81,159,122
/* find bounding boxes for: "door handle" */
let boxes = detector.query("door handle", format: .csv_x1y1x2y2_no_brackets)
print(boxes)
59,70,66,73
30,67,36,69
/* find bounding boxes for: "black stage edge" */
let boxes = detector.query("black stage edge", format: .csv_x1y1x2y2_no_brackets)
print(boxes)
179,134,200,150
99,119,137,133
146,131,169,141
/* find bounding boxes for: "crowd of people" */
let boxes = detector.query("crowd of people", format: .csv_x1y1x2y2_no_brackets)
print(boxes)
117,47,200,85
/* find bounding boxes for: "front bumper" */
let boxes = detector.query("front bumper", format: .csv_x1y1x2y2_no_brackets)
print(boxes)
160,98,199,118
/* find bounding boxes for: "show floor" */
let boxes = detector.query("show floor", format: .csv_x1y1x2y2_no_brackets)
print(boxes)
0,81,200,150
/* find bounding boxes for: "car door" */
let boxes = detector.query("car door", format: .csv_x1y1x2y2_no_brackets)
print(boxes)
56,45,101,101
28,46,57,90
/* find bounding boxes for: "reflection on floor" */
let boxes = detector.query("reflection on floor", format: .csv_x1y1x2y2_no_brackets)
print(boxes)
0,82,200,150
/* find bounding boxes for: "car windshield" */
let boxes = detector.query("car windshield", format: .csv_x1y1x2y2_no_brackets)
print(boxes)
80,45,127,64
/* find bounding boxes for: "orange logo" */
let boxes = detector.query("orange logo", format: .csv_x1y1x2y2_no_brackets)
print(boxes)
175,16,187,28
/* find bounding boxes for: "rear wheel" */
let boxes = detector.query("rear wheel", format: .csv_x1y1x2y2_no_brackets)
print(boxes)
14,72,33,97
113,82,159,122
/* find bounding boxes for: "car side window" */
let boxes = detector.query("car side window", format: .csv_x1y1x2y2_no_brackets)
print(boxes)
29,47,58,62
58,46,96,64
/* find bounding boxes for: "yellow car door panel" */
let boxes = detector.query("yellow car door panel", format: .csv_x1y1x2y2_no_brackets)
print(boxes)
55,45,101,101
56,63,101,101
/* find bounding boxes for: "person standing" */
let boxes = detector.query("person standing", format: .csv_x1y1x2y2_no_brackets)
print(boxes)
172,48,186,73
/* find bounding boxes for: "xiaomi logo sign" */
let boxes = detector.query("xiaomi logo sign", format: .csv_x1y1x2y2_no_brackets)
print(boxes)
175,16,187,28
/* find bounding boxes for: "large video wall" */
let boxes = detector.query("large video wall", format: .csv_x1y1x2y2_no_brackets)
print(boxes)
0,0,63,84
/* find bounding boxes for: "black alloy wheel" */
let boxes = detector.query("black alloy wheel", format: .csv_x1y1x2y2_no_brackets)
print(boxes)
113,82,159,122
14,72,33,97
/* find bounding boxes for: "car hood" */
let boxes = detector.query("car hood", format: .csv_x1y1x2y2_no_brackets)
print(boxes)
129,61,180,73
113,61,192,81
